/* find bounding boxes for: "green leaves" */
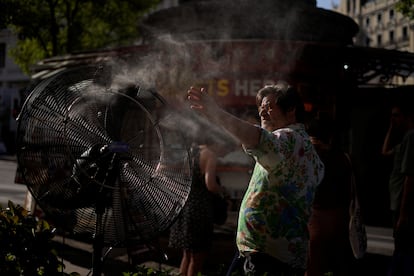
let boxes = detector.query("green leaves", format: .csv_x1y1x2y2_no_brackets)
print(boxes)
123,265,175,275
396,0,414,19
1,0,162,74
0,200,78,276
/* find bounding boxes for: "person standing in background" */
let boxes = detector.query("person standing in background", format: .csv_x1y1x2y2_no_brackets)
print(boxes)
381,97,414,276
382,103,409,227
168,139,227,276
305,118,355,276
187,82,324,275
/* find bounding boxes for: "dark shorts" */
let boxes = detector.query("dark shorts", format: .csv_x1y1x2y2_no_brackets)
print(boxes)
226,252,305,276
389,215,414,276
394,221,414,252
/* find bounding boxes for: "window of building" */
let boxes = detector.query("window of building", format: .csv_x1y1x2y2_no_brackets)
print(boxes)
366,17,370,27
365,37,371,47
377,12,382,23
0,43,5,68
389,9,394,20
377,34,382,46
403,26,408,40
389,30,394,43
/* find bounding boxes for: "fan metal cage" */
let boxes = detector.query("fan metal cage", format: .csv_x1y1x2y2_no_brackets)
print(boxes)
16,65,192,247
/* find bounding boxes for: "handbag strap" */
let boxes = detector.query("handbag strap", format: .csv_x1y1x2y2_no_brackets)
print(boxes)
344,153,357,201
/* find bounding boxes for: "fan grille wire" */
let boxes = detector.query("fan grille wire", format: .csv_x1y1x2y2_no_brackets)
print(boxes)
16,65,192,245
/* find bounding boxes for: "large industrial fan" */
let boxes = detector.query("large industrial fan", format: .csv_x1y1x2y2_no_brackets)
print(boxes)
16,65,192,275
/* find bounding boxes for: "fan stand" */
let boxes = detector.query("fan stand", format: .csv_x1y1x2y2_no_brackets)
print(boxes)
89,152,169,276
77,145,119,276
91,193,107,276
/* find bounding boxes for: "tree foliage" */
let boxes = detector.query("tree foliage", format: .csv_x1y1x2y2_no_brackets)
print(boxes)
0,0,161,74
396,0,414,19
0,201,79,275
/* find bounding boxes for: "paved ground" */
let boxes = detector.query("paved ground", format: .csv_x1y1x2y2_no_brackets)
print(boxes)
57,212,395,276
58,213,240,275
1,154,395,275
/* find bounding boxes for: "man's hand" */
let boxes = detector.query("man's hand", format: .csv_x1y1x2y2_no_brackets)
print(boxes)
187,87,219,114
186,86,261,148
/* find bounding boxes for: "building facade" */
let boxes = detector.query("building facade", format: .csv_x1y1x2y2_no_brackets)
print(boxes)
0,29,29,88
335,0,414,51
0,29,30,154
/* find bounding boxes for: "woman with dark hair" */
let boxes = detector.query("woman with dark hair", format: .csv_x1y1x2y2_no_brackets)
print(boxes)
168,138,228,276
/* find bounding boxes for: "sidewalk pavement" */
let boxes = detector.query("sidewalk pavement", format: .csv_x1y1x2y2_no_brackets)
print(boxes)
0,154,16,162
57,212,395,276
2,155,395,275
58,213,240,275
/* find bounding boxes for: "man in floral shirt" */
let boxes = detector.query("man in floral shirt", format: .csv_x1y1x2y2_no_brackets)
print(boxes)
187,82,324,275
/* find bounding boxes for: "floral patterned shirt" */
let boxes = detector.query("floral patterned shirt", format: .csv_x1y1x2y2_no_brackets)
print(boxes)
237,123,324,269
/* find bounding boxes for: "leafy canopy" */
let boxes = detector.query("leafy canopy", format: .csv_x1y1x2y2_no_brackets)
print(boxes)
396,0,414,19
0,0,161,74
